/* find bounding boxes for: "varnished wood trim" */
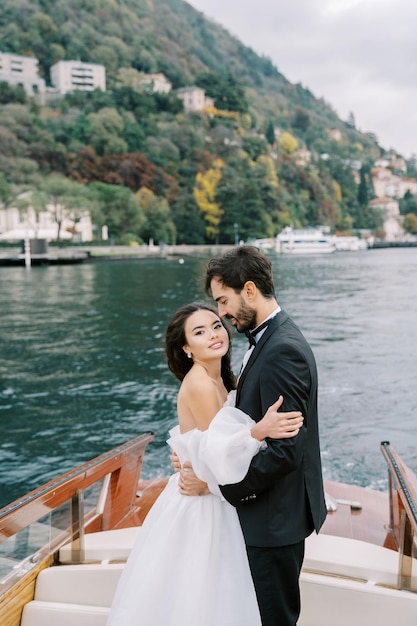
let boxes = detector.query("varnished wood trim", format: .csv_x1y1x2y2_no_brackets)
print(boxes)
0,556,52,626
0,433,154,540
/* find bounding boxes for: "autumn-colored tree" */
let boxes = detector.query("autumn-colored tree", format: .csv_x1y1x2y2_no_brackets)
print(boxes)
279,132,299,154
256,155,279,189
67,150,166,194
193,159,224,242
332,180,342,203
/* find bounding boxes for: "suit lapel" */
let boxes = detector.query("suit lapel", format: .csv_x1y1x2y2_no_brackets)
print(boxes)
236,313,284,402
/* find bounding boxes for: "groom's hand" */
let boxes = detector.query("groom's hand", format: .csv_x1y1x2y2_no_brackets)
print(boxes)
179,462,210,496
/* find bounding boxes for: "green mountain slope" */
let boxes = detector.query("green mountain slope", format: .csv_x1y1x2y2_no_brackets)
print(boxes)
0,0,401,244
0,0,373,143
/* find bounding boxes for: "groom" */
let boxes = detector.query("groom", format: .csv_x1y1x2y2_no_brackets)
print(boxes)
178,245,327,626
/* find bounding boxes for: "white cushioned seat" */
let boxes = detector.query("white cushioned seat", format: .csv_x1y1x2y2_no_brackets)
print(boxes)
34,563,123,606
299,570,417,626
20,601,109,626
59,526,140,563
304,533,399,586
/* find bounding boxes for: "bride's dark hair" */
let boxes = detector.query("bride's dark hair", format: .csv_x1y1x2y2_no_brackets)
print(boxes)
165,302,236,391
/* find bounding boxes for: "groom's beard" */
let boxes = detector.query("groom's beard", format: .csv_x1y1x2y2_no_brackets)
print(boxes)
227,299,257,334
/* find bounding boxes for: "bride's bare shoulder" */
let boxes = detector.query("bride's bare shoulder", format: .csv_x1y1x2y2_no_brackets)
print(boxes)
180,365,214,397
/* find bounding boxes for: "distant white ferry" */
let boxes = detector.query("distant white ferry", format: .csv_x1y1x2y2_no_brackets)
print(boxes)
276,227,336,255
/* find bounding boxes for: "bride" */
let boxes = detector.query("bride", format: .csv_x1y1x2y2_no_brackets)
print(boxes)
106,302,303,626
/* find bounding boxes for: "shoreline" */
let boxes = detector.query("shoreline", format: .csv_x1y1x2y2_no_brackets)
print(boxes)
0,244,235,266
0,241,416,266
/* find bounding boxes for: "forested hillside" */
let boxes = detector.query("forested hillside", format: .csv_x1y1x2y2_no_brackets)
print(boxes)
0,0,407,244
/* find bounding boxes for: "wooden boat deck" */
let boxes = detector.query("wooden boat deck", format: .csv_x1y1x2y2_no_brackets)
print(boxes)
322,480,394,548
137,477,395,549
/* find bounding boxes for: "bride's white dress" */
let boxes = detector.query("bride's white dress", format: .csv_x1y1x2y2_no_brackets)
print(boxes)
106,398,263,626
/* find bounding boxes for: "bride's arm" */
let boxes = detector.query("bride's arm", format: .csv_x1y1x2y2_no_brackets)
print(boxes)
250,396,303,441
172,395,302,494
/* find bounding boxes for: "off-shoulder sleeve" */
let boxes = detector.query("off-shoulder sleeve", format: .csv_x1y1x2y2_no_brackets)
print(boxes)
186,407,264,486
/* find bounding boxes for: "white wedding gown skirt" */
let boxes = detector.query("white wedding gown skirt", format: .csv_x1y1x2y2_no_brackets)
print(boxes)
106,405,262,626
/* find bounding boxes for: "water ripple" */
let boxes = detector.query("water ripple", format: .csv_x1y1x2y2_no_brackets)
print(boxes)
1,251,417,507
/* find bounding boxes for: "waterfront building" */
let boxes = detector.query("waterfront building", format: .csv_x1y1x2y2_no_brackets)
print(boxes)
368,196,404,241
0,203,93,242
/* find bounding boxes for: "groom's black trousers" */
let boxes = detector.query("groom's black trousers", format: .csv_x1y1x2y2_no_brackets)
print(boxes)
246,540,305,626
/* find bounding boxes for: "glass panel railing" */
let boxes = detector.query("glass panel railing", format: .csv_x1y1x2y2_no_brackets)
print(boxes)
0,433,154,599
381,441,417,593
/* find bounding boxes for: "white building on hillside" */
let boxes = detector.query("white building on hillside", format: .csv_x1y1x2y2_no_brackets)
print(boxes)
176,86,214,112
0,51,46,100
372,166,417,199
139,73,172,93
50,60,106,95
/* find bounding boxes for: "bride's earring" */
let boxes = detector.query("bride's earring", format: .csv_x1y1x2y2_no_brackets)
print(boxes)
186,352,192,359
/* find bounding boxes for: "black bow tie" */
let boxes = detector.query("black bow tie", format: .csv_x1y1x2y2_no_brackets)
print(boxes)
245,318,272,347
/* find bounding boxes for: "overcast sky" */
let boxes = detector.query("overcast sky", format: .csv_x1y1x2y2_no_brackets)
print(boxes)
188,0,417,159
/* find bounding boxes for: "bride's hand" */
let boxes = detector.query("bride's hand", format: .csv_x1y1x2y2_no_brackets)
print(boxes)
251,396,303,441
170,451,181,473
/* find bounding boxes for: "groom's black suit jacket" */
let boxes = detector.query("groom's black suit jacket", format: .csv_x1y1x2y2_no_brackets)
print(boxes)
220,310,327,547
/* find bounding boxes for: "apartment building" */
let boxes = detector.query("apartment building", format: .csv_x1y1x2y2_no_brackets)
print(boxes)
50,60,106,94
0,51,46,99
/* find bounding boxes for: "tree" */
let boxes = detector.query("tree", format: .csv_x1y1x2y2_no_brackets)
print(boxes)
89,181,145,242
399,190,417,216
195,71,248,113
279,132,298,154
404,212,417,234
67,150,163,195
171,191,206,244
136,187,176,244
0,173,12,206
193,159,224,242
242,135,269,161
87,108,127,155
293,108,310,133
265,120,275,146
39,175,92,240
215,159,276,242
0,81,27,104
357,167,368,207
346,112,356,129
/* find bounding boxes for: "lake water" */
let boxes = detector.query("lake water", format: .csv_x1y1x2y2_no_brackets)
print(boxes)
1,248,416,509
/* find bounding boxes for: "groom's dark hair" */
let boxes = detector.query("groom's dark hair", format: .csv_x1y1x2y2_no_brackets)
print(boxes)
205,245,276,298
